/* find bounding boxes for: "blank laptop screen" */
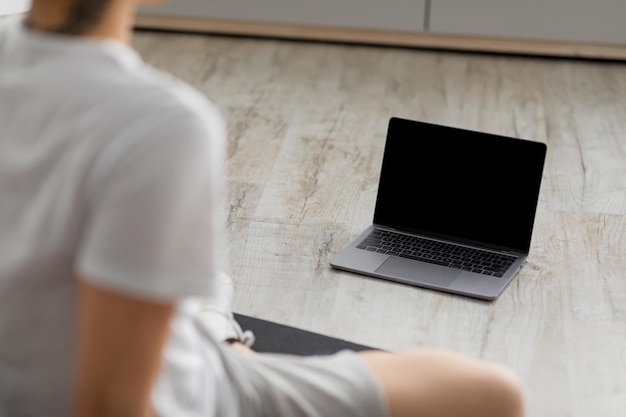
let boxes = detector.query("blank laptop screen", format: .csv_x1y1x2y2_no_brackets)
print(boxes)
373,118,547,253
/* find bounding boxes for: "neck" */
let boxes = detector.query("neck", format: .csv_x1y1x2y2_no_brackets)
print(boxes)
26,0,136,44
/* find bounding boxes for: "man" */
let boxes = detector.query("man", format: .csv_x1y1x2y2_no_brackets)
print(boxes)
0,1,525,416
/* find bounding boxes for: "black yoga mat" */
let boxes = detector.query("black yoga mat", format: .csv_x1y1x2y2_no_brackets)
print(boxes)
233,313,379,356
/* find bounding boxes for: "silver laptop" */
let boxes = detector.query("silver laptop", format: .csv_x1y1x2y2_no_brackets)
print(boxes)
330,117,547,300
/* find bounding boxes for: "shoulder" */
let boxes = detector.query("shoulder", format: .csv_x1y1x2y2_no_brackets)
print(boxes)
81,62,228,196
91,60,227,163
103,59,226,140
132,65,222,125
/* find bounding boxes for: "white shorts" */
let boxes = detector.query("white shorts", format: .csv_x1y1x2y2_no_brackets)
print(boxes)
153,308,390,417
216,344,390,417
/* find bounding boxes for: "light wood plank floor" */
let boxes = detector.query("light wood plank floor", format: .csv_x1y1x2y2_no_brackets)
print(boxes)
133,29,626,417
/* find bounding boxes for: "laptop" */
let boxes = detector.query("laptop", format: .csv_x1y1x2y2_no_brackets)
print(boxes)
330,117,547,300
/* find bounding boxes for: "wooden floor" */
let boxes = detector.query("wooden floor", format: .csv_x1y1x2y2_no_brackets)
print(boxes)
133,29,626,417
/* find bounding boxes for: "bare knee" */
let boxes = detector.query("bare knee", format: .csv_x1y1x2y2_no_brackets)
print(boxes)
360,349,525,417
472,358,525,417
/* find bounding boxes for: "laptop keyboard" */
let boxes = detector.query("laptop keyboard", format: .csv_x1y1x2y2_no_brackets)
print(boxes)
357,229,517,278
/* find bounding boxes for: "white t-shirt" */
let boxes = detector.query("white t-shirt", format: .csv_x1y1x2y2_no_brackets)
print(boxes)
0,20,235,417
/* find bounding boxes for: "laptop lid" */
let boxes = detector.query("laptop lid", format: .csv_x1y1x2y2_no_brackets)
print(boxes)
373,117,547,254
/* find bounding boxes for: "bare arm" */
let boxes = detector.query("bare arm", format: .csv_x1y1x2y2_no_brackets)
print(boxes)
73,278,175,417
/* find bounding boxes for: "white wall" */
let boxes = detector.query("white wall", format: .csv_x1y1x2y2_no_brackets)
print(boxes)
0,0,31,16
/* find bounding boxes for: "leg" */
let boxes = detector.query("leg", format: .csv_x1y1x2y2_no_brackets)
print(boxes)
215,348,390,417
198,322,523,417
359,349,525,417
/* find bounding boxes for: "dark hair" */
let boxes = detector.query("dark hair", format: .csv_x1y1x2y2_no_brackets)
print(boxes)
29,0,114,35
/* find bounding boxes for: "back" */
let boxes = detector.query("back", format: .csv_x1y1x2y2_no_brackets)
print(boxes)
0,21,126,414
0,20,227,415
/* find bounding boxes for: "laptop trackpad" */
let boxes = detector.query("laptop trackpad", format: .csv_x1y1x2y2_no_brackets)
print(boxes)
376,257,459,288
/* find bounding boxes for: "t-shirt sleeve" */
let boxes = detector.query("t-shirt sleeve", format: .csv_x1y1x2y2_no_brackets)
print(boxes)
77,105,228,301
